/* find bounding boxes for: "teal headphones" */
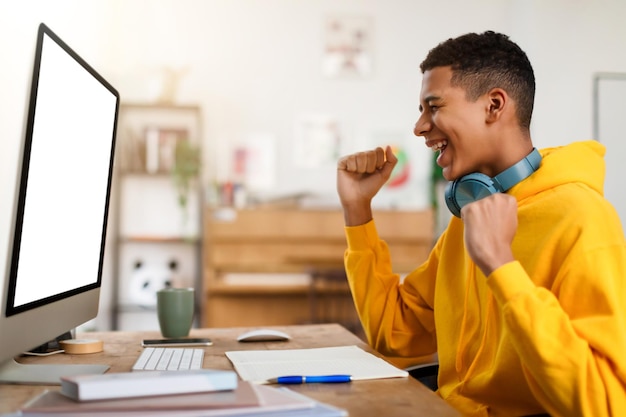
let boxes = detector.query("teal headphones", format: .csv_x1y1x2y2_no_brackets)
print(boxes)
444,148,542,217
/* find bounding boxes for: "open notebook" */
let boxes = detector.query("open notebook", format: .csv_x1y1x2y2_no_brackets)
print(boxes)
225,345,408,384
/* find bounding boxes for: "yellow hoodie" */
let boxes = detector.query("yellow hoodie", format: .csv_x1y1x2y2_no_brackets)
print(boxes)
344,141,626,416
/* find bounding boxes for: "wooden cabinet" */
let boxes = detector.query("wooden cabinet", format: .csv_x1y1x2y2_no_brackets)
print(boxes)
201,208,433,328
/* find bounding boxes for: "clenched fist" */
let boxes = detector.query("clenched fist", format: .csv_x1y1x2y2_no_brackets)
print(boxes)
461,193,517,276
336,146,397,226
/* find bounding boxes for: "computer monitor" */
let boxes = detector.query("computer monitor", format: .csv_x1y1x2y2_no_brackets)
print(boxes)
0,23,119,384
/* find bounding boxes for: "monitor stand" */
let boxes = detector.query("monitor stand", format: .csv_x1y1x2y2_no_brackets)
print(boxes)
0,358,109,385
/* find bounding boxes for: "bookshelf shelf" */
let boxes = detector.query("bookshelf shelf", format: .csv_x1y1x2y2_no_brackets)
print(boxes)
110,103,203,331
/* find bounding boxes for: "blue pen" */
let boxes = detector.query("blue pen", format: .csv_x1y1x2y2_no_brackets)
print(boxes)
268,375,352,384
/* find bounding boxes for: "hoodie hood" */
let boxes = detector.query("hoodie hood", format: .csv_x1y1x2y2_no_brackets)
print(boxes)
513,140,606,199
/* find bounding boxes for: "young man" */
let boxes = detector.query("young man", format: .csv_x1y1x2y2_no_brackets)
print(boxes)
337,31,626,416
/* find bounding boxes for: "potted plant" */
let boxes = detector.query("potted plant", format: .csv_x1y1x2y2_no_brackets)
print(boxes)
171,139,201,214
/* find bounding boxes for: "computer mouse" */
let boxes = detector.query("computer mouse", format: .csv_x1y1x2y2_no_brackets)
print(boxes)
237,328,291,342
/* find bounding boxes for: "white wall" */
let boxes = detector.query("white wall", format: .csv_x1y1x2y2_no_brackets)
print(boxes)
2,0,626,329
5,1,626,204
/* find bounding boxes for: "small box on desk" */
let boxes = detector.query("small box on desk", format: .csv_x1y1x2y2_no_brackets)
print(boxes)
60,369,237,401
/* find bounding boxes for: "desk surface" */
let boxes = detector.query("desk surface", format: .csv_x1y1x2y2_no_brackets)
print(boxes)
0,324,460,416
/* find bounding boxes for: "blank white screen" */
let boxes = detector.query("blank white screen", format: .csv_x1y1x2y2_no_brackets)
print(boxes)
13,34,117,307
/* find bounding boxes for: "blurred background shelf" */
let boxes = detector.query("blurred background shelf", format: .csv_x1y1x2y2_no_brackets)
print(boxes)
110,103,203,331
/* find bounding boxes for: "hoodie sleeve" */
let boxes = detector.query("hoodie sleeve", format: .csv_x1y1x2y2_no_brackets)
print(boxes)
344,220,438,368
488,253,626,417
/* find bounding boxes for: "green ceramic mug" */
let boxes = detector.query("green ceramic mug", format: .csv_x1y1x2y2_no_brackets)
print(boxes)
156,288,195,338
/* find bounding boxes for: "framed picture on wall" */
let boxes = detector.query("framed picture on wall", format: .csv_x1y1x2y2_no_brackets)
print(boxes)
293,114,341,168
322,15,374,78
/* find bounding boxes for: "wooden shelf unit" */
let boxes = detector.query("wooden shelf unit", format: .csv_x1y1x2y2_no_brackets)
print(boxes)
110,103,203,331
201,208,434,328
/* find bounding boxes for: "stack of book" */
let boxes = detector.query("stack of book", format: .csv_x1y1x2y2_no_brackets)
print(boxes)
19,369,347,417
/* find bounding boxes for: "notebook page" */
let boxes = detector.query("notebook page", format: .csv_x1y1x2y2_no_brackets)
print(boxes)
225,345,408,383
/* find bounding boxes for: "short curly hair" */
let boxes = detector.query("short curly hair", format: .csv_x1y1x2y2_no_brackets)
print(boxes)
420,31,535,130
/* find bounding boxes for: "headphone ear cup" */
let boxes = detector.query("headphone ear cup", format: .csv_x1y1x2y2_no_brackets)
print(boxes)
444,181,462,218
444,173,499,217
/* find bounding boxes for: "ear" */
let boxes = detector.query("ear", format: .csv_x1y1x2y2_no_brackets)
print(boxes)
485,88,508,123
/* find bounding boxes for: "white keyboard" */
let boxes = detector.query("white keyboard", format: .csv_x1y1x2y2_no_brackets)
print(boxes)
132,347,204,371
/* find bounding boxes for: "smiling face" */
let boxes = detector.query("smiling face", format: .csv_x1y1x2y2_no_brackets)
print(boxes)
415,66,500,181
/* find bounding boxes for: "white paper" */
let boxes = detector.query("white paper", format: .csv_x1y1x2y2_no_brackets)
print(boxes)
225,345,408,383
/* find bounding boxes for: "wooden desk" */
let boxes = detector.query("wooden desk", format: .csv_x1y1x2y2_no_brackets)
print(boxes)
0,324,459,416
